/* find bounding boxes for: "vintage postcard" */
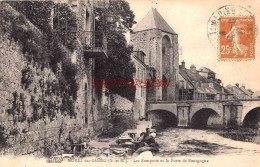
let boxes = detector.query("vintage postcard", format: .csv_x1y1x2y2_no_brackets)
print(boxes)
0,0,260,167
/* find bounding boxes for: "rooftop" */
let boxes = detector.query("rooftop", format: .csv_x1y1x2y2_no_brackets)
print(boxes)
199,67,216,74
133,8,176,34
179,68,207,84
179,67,229,95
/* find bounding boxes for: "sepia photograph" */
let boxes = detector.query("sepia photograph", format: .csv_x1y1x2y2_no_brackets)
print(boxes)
0,0,260,166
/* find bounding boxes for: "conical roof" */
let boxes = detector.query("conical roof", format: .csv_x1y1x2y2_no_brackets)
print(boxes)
133,8,176,34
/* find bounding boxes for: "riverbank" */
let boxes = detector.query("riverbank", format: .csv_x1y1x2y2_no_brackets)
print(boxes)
44,120,153,158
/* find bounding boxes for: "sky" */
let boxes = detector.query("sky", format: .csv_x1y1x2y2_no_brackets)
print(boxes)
125,0,260,91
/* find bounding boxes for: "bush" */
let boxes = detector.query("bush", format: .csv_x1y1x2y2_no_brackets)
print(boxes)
31,102,41,122
19,111,27,122
62,60,79,100
0,125,8,148
21,67,33,89
9,128,19,136
2,2,80,122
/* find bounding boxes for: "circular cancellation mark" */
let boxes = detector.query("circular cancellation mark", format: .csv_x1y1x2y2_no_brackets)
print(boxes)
207,5,257,60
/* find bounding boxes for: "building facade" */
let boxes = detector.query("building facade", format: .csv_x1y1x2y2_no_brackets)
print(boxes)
178,61,233,101
130,8,179,102
130,8,179,120
64,0,109,133
226,84,254,99
131,51,149,120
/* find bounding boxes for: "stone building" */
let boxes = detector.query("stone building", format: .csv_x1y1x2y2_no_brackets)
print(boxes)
130,8,179,102
226,84,254,99
130,8,179,119
69,0,109,135
0,0,109,155
131,51,149,120
178,61,233,100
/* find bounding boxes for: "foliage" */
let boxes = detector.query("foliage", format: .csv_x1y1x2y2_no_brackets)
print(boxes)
0,125,8,148
43,141,54,157
53,3,78,51
21,67,33,89
9,128,19,136
19,111,27,123
62,61,79,100
7,92,27,124
94,0,136,101
1,2,80,120
59,60,78,118
6,91,18,116
31,102,41,123
7,1,77,50
100,112,135,138
46,101,57,121
2,2,50,66
95,0,136,33
60,94,75,118
6,1,53,33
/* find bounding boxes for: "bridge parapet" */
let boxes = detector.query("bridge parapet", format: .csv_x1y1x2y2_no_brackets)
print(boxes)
147,98,260,104
146,98,260,129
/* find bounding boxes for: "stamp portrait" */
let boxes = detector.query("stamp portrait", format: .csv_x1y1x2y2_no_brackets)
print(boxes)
219,17,255,59
207,5,256,61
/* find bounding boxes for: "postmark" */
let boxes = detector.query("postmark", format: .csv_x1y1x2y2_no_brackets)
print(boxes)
207,5,256,61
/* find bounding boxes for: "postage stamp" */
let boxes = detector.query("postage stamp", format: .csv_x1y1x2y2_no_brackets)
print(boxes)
219,17,255,59
207,5,256,61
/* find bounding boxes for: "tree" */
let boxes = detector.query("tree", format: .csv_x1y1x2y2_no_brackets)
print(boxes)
94,0,136,101
6,1,54,33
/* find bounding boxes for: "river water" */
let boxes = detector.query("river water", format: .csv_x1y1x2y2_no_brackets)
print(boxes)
155,128,260,157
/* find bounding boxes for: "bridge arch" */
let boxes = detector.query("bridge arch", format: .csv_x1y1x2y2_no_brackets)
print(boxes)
190,108,221,129
241,101,260,124
242,107,260,128
147,110,177,127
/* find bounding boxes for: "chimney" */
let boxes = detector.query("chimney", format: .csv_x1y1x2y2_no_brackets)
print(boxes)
181,61,185,69
190,64,196,73
241,84,245,89
235,83,239,88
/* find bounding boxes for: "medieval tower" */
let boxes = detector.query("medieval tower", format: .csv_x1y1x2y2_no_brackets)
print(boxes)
130,8,179,101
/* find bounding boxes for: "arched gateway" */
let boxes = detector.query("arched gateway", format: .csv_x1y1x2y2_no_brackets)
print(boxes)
147,110,177,127
190,108,221,129
242,107,260,128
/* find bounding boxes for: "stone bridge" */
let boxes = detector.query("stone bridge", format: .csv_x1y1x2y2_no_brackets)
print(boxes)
146,99,260,128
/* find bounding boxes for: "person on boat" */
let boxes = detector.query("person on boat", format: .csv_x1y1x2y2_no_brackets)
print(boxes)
143,128,150,139
133,133,159,156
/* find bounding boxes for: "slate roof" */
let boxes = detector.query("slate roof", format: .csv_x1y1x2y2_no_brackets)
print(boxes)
240,86,254,96
199,67,216,74
179,68,229,95
179,68,207,84
133,8,176,34
225,85,247,97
